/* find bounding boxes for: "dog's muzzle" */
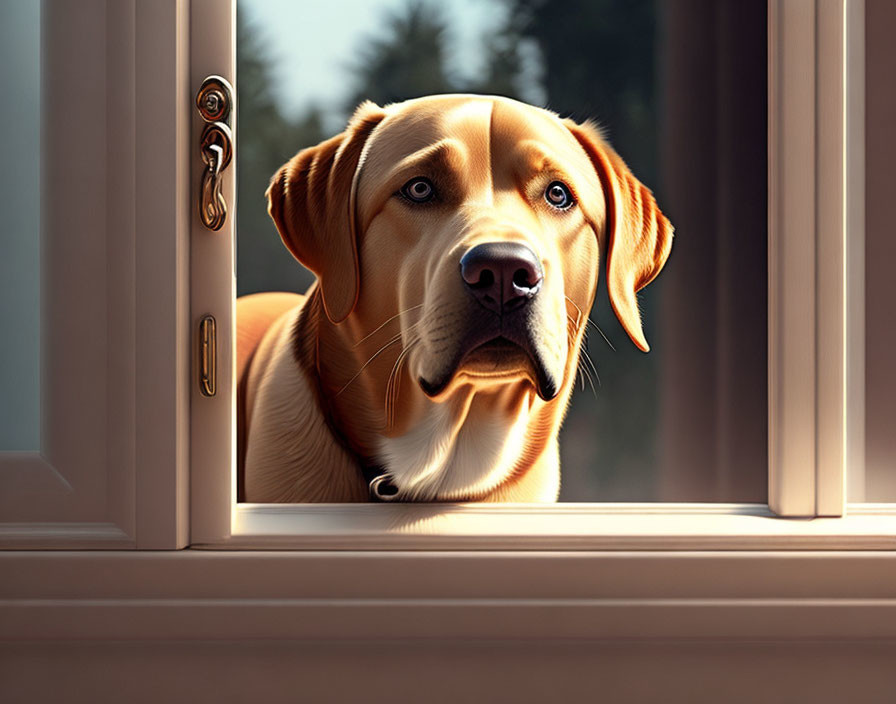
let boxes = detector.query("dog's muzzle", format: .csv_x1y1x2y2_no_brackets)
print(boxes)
417,241,560,402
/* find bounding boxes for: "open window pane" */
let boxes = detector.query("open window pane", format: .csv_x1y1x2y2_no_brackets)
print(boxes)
235,0,767,502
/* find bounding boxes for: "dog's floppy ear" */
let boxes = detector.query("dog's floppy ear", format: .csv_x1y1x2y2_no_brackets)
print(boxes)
564,119,673,352
266,101,386,323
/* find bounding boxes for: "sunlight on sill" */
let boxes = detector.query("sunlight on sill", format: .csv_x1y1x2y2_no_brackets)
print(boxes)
201,502,896,550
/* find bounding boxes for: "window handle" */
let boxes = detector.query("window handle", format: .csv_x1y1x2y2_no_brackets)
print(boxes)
199,122,232,231
195,76,234,231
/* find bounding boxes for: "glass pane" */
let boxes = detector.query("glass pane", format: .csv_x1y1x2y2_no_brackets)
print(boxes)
236,0,767,502
861,0,896,502
0,0,41,451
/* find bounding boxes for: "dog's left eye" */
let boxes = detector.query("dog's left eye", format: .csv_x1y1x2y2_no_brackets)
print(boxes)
400,177,436,203
545,181,575,210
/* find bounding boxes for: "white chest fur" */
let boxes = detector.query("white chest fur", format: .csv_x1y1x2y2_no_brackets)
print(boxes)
377,391,533,501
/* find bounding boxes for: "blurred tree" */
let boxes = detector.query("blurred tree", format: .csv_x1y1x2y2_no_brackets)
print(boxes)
236,5,323,295
468,30,527,99
345,0,455,110
345,0,527,111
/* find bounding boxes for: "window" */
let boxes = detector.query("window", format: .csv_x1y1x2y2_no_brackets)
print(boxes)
0,2,894,686
0,0,890,548
189,0,894,547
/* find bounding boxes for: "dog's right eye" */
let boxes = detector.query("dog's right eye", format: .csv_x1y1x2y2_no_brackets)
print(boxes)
400,177,436,203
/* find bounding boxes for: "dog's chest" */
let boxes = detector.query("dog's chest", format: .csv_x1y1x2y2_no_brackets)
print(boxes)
376,395,532,501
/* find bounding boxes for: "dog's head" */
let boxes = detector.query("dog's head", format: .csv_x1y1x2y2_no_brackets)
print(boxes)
268,95,672,499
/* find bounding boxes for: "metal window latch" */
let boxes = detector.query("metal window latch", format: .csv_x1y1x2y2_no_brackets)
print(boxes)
196,75,234,231
199,121,232,231
199,315,217,397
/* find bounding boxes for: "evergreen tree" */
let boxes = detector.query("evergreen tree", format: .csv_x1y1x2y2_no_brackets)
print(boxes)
345,0,527,112
344,0,455,111
236,6,324,295
468,30,527,99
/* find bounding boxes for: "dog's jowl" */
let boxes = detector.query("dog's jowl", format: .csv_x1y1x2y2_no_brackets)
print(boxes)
238,94,672,503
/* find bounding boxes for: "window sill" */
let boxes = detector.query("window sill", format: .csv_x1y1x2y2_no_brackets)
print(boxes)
214,502,896,550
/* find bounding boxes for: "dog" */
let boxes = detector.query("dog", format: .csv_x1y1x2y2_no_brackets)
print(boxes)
238,94,672,503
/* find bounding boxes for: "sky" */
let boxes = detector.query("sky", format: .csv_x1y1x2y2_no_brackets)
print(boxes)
239,0,511,129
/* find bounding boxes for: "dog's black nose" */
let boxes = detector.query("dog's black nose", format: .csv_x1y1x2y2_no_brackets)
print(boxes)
460,242,544,314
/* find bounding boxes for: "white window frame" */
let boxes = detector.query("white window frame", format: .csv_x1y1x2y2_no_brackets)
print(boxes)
186,0,896,550
2,0,889,555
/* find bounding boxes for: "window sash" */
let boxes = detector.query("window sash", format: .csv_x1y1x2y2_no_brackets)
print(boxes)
0,0,192,549
189,0,869,547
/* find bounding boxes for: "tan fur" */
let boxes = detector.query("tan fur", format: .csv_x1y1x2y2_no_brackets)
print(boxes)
240,95,672,503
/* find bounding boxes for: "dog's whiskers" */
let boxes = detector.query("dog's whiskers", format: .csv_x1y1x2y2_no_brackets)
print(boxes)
336,332,405,396
566,316,599,394
590,320,615,352
578,356,595,393
564,294,615,352
564,295,584,324
353,304,424,348
566,318,587,392
391,345,416,426
339,319,425,397
579,348,600,392
384,336,417,430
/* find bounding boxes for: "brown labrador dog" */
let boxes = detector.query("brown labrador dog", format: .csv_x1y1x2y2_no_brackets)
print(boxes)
238,94,672,503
